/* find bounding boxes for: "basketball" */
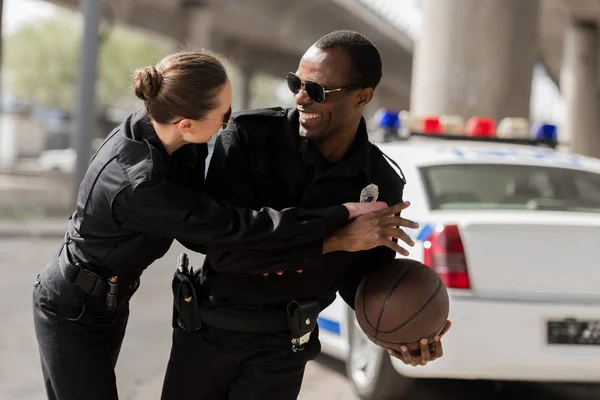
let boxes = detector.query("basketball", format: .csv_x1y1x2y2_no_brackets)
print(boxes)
354,258,449,356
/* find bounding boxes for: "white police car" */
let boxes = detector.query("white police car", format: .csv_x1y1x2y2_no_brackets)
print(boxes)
318,114,600,399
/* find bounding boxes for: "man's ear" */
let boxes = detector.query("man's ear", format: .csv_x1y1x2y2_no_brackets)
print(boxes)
356,87,374,108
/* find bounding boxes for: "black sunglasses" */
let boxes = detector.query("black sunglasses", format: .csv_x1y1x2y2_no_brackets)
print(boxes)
286,72,364,103
172,107,232,129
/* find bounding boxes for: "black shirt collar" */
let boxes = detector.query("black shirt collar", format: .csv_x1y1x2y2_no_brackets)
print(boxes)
285,108,373,181
126,109,206,169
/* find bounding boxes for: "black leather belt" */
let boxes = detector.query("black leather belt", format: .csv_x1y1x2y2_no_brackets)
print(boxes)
197,300,320,337
198,305,289,333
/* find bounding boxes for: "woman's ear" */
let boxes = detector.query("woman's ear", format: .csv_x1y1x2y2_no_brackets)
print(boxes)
175,119,193,134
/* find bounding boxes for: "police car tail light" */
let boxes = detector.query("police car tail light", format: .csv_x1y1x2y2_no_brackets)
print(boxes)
531,122,558,142
497,117,530,139
423,224,470,289
465,116,496,137
421,116,443,134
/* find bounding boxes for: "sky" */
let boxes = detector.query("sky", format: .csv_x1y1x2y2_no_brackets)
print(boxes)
3,0,57,35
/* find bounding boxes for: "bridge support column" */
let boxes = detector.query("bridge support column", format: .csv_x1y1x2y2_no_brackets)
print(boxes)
176,8,214,50
560,20,600,157
410,0,539,122
237,65,253,111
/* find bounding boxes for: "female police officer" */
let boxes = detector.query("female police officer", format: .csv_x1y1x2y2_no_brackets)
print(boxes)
32,49,410,400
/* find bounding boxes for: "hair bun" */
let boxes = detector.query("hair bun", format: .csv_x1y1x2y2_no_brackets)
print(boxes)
133,66,163,101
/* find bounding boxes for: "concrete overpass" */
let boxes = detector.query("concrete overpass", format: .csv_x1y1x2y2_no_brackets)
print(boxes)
45,0,416,113
44,0,600,159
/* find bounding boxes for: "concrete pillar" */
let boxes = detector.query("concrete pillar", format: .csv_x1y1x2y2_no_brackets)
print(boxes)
376,86,410,113
72,0,101,199
410,0,539,122
175,8,214,50
238,65,253,111
560,20,600,157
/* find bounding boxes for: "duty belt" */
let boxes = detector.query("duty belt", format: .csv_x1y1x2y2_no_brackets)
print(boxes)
171,252,320,352
58,244,139,310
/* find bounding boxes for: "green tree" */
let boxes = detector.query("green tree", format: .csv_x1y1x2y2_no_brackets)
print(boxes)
97,26,171,110
4,9,171,111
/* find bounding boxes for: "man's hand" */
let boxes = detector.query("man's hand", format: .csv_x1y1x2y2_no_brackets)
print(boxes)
388,320,452,366
324,201,419,256
262,269,303,277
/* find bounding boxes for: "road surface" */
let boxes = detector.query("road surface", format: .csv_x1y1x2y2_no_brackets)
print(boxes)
1,236,598,400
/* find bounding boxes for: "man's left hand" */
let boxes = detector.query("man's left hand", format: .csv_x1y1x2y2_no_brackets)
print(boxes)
387,320,452,366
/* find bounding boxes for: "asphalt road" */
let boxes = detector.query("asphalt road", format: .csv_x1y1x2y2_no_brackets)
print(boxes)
1,236,598,400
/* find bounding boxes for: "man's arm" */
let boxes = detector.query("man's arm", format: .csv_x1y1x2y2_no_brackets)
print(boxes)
339,153,406,308
337,246,396,310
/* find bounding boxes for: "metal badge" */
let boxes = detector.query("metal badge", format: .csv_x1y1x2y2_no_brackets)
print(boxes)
360,183,379,203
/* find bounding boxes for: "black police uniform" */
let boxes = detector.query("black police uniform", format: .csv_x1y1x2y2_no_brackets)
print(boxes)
32,110,350,400
161,107,406,400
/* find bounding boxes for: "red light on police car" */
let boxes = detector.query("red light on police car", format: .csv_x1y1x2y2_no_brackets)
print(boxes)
465,117,496,137
421,116,443,134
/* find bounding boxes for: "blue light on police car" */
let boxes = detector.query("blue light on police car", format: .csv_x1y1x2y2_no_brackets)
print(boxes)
531,123,557,142
377,110,400,130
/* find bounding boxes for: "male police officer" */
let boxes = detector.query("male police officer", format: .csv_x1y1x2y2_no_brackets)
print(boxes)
162,30,451,400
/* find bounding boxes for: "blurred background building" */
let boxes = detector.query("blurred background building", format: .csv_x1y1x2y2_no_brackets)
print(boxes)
0,0,596,217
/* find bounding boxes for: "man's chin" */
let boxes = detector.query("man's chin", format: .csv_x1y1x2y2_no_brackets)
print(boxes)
299,124,318,139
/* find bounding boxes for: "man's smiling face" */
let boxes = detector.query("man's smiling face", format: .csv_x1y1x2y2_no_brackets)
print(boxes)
293,46,362,142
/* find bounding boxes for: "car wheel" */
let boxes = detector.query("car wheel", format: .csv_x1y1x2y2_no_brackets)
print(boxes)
346,309,412,400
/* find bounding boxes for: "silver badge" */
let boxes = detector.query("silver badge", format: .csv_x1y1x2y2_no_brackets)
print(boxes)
360,184,379,203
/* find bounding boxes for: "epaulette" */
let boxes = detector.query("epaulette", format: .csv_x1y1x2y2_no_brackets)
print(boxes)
372,144,407,184
230,107,287,123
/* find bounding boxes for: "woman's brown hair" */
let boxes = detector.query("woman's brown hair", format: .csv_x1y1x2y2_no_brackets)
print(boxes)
133,50,227,124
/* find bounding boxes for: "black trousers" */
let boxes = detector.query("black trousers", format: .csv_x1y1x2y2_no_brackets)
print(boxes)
161,323,321,400
32,259,131,400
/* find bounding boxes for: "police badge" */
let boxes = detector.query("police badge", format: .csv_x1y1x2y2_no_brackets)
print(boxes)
360,184,379,203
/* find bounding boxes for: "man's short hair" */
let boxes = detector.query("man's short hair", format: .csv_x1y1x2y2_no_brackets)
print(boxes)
314,30,382,90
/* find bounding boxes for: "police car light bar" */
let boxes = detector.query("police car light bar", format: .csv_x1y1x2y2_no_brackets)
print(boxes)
531,122,558,142
411,115,557,148
376,110,558,148
409,131,558,148
497,117,530,139
421,116,443,134
465,116,496,137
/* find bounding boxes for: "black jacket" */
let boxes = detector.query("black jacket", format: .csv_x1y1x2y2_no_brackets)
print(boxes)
202,107,406,311
64,110,349,281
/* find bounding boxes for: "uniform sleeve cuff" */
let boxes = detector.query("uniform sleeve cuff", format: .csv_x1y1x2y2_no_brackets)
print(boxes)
318,205,349,235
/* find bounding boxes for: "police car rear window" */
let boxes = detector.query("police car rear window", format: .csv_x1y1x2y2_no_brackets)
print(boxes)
420,164,600,213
